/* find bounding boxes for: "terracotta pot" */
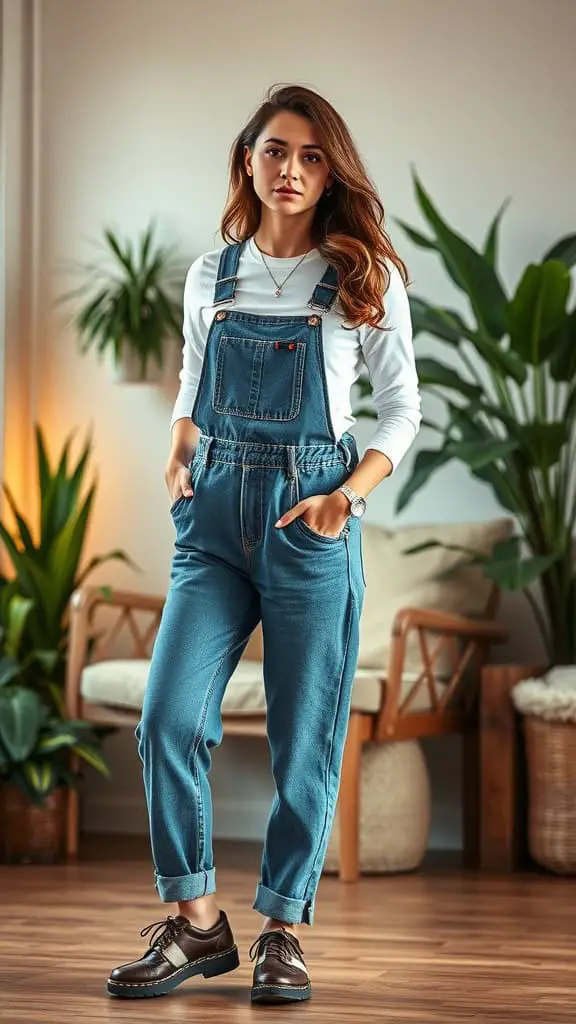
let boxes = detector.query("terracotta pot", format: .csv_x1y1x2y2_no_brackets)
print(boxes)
0,783,65,864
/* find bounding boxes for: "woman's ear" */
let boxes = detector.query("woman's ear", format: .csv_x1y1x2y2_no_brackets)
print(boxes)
243,145,253,178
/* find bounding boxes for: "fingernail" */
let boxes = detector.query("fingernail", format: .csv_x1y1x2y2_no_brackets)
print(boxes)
275,520,282,527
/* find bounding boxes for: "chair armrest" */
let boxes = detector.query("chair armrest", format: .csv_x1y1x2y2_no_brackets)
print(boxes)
392,607,509,643
65,585,164,719
374,605,509,740
69,585,165,616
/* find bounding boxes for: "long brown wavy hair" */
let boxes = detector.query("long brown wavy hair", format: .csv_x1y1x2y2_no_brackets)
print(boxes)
221,84,408,329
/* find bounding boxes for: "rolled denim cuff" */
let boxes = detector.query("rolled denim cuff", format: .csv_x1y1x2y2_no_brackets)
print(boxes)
154,867,216,903
253,883,314,925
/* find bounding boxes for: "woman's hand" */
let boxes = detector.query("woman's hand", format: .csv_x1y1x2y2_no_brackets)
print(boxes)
165,456,194,504
275,490,350,538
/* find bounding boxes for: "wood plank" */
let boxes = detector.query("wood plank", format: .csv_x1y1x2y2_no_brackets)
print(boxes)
1,836,574,1022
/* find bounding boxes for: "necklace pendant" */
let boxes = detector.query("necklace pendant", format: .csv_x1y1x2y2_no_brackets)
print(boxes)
275,287,282,297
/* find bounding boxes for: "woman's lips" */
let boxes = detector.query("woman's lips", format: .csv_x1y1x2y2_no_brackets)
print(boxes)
275,187,301,196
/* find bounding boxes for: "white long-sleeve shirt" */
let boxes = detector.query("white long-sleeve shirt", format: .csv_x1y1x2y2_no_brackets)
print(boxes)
171,238,421,470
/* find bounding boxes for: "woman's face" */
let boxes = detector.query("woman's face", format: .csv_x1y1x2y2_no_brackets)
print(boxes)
244,111,333,217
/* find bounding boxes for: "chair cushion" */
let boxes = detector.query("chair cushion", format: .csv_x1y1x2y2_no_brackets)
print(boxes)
357,517,513,674
80,658,443,717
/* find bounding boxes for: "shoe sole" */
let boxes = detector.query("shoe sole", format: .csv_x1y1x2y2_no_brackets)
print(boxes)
251,983,312,1003
107,944,240,998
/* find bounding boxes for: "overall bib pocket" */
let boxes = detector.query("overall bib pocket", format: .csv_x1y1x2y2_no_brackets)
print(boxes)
212,336,306,421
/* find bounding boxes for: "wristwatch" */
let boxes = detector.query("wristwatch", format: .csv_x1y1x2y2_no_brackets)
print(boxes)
338,484,367,518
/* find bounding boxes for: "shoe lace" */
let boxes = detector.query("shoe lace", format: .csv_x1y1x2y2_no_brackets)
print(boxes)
140,915,185,952
249,929,303,965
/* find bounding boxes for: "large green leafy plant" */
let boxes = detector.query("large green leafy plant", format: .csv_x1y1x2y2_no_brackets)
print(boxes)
61,222,184,380
355,172,576,664
0,426,132,712
0,592,108,804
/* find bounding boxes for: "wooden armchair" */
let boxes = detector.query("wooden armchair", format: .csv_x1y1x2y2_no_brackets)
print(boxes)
65,573,508,881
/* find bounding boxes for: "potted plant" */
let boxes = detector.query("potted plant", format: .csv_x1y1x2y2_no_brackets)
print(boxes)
0,426,132,858
60,222,185,383
0,592,109,863
360,171,575,874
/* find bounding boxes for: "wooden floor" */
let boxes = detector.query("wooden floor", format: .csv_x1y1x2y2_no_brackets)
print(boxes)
1,836,575,1023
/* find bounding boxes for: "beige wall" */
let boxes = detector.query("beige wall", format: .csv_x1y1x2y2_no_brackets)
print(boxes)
6,0,575,844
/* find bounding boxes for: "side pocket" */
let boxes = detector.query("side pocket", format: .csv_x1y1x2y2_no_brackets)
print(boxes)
169,455,203,517
169,494,185,516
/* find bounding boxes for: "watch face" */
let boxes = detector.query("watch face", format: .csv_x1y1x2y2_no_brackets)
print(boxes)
351,498,366,518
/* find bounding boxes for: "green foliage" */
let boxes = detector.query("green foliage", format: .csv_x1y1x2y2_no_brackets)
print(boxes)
60,222,185,378
0,594,109,804
355,170,576,663
0,426,134,715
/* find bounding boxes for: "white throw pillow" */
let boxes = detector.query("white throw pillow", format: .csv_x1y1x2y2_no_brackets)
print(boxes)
358,517,513,673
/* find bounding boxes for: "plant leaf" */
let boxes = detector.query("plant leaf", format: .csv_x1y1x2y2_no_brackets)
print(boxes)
403,539,484,562
507,261,570,364
0,688,43,761
549,307,576,383
72,742,110,777
37,732,78,753
23,759,56,798
483,199,511,268
0,655,22,688
409,298,472,344
393,218,437,251
446,437,519,470
412,169,508,339
542,233,576,268
515,421,569,470
416,358,483,400
76,549,137,587
395,448,452,512
4,594,35,658
1,484,36,553
483,537,559,591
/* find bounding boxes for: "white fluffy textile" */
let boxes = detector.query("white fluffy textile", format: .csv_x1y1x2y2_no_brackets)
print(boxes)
512,666,576,723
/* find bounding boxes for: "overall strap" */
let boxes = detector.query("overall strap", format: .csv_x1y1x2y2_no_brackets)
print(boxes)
308,264,339,312
213,241,245,306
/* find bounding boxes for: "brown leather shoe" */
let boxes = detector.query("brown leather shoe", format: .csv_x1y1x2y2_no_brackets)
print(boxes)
249,928,312,1003
107,911,239,998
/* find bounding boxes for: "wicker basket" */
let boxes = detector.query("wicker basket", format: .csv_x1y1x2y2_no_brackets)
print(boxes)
524,715,576,874
0,783,65,864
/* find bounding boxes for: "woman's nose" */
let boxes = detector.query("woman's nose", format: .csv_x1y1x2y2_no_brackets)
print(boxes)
282,159,300,181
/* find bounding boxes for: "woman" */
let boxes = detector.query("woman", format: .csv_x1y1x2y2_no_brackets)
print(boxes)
108,84,420,1005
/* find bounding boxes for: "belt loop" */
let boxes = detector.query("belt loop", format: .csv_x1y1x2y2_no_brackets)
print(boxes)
204,436,214,468
339,437,352,471
287,445,297,480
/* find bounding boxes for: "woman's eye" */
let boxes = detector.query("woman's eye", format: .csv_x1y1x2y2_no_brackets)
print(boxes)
263,148,322,164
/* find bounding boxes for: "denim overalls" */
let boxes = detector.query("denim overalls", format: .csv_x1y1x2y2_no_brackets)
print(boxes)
136,241,366,925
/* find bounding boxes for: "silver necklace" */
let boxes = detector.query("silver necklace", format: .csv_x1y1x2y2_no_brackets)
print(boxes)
254,240,312,297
